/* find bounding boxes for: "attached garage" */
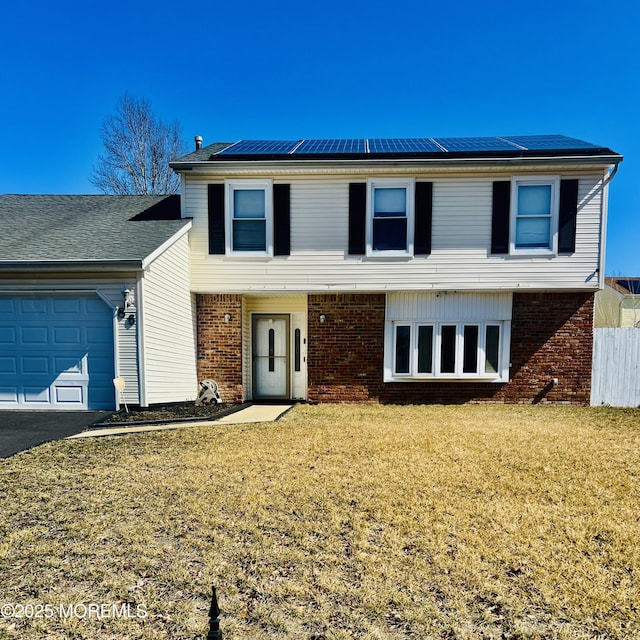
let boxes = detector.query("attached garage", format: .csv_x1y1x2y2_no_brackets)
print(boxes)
0,194,198,412
0,295,116,410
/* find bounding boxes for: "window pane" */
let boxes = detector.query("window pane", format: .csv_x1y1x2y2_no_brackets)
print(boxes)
440,325,456,374
268,328,275,372
234,189,265,219
518,184,551,216
417,326,433,373
515,217,551,248
294,328,301,372
463,325,479,373
395,325,411,374
233,219,266,251
485,326,500,374
374,188,406,217
373,218,407,251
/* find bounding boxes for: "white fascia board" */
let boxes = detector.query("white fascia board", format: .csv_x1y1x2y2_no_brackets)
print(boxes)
141,221,192,270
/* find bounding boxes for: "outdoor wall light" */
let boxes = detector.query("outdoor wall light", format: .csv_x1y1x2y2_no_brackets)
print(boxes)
117,288,135,320
319,314,326,323
224,313,232,323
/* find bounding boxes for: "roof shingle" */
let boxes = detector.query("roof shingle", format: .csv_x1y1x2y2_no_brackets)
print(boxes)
0,194,188,264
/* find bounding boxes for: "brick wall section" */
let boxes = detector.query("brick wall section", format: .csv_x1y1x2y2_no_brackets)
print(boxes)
307,292,594,405
308,294,386,402
496,292,594,404
196,294,244,403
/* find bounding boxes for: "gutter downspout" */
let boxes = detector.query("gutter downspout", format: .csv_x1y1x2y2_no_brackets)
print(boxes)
598,163,621,290
136,276,148,407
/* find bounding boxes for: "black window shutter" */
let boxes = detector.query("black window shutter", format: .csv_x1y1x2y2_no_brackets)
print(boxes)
207,184,225,254
558,179,579,254
414,182,433,255
273,183,291,256
348,183,366,255
491,181,511,254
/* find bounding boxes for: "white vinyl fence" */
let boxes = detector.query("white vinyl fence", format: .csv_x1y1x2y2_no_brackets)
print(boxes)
591,328,640,407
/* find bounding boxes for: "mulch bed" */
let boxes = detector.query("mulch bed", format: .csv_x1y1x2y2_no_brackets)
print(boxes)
98,402,243,426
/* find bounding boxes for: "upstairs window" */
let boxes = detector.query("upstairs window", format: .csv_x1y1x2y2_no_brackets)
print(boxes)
367,179,415,256
510,176,559,254
225,180,273,256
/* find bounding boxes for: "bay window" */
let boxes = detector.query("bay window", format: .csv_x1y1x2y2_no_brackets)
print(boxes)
388,321,508,381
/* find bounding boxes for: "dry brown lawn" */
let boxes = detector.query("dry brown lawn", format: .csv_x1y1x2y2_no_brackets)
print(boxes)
0,404,639,639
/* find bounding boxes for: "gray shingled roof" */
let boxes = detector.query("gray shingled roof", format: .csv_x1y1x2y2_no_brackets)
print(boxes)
0,194,188,265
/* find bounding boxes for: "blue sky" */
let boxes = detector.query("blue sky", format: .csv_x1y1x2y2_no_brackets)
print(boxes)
1,0,638,274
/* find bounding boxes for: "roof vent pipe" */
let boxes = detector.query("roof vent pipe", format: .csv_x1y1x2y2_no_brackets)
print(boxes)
195,135,203,150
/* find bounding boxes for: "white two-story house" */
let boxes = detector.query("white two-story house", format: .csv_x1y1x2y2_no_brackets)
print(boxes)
0,135,622,410
170,135,622,406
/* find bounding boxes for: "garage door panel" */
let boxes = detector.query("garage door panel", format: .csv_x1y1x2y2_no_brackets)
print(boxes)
86,298,109,314
0,295,116,410
21,356,50,374
53,298,81,313
86,327,113,345
0,357,17,374
54,356,83,374
88,355,113,374
55,386,84,405
53,327,82,344
24,387,51,403
0,299,15,314
22,327,49,344
0,388,18,403
88,385,116,409
0,327,16,343
21,298,47,313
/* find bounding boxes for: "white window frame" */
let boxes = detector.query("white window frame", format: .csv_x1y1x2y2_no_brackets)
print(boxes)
225,179,273,257
366,178,415,257
509,175,560,256
385,320,510,382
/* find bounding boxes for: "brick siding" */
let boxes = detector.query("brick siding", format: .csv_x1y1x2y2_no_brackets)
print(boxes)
196,291,594,406
307,292,594,405
196,294,244,403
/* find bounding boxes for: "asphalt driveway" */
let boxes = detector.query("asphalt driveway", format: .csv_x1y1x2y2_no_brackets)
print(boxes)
0,411,108,458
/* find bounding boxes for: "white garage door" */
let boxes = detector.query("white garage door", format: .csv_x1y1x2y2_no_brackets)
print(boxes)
0,295,116,410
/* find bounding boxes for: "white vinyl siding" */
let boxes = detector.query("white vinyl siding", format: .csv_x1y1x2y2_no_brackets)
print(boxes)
184,173,604,293
140,233,198,405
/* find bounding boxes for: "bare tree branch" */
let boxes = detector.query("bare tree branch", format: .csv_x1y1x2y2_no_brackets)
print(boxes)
90,94,187,195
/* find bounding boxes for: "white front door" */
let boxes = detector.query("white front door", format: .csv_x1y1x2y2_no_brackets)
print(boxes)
252,315,289,399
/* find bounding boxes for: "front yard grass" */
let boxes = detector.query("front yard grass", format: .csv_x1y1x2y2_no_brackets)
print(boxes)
0,404,639,639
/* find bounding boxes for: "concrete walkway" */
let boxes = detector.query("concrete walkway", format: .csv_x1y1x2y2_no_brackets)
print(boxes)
67,404,293,439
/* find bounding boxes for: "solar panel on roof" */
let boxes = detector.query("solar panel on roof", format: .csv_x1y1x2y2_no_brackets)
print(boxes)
218,140,299,155
502,135,598,150
433,137,521,152
367,138,442,153
295,139,366,154
212,135,609,158
616,279,640,295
